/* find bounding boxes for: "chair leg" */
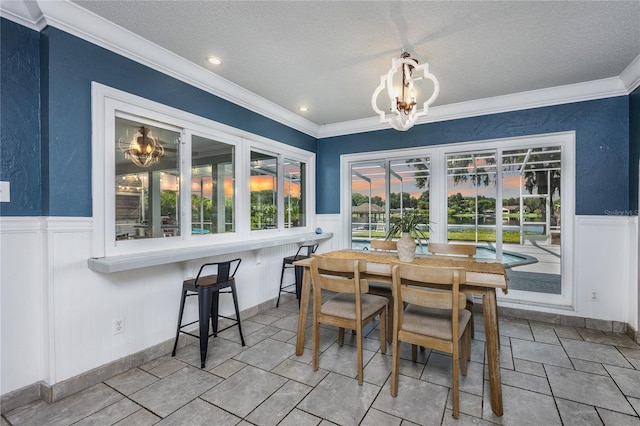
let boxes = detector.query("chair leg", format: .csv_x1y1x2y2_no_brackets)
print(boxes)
387,300,393,344
452,343,460,419
211,290,219,337
469,312,475,338
312,317,320,371
356,327,363,385
466,296,475,338
276,261,286,307
379,308,387,354
411,344,418,362
390,336,401,397
198,288,214,368
172,289,188,357
460,328,470,376
338,328,345,346
230,282,245,346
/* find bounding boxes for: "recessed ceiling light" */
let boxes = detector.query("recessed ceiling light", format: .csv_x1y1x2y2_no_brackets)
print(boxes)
207,56,222,65
298,106,308,112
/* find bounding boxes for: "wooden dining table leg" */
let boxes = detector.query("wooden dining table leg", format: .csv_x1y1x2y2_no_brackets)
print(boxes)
295,265,311,356
483,288,503,416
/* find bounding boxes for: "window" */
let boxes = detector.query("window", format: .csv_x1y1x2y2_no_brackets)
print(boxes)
446,150,497,244
349,156,431,247
191,135,235,235
250,151,278,230
92,83,315,258
115,116,182,240
284,159,306,228
342,132,574,308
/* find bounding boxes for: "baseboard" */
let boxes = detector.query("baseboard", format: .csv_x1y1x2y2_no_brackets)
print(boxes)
628,323,639,344
1,298,277,413
474,302,639,343
0,382,41,414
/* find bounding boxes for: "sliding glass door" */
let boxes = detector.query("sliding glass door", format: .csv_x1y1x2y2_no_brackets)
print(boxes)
500,146,562,295
343,132,571,305
350,157,431,249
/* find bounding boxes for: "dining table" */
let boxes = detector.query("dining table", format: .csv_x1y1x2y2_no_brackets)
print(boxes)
293,249,508,416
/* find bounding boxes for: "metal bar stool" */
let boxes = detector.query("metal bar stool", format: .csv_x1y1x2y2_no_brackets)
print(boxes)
276,243,318,307
172,258,245,368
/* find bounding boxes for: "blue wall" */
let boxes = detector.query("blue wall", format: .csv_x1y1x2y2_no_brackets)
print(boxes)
1,20,316,217
1,18,637,218
317,97,631,216
0,19,41,215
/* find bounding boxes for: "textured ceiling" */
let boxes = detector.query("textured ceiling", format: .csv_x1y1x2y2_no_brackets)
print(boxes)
63,1,640,126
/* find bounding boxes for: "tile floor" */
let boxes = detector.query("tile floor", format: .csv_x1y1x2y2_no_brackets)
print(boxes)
4,295,640,426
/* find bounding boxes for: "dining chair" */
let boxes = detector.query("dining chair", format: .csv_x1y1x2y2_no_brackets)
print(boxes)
310,255,388,385
277,242,319,307
427,242,477,337
390,263,471,419
368,239,397,343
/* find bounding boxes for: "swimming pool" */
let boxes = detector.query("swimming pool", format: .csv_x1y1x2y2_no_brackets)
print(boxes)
350,239,536,268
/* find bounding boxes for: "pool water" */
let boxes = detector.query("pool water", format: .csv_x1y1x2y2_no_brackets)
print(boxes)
350,239,536,268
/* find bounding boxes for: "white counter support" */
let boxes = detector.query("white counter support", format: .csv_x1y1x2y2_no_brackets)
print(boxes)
88,232,333,273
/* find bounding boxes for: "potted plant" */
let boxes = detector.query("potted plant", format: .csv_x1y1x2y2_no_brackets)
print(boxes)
385,210,429,262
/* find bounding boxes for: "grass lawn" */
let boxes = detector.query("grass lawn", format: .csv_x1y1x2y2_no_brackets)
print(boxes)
352,229,523,244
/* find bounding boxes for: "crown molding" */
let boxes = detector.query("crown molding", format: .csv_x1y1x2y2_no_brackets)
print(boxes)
32,0,320,138
620,53,640,93
0,0,46,31
319,76,630,138
3,1,640,141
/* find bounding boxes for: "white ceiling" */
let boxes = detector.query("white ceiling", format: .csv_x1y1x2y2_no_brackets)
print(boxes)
3,1,640,133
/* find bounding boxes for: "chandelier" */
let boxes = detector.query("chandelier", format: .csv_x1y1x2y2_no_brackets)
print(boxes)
371,51,440,131
118,126,165,168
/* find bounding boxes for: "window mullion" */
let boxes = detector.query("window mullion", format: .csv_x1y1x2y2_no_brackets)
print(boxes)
495,149,503,260
181,129,191,240
277,155,285,230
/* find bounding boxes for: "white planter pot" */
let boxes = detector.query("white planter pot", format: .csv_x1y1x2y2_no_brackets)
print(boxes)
396,233,416,262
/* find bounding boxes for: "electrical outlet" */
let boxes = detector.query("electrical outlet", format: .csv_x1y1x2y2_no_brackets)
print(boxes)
113,318,125,334
590,291,598,302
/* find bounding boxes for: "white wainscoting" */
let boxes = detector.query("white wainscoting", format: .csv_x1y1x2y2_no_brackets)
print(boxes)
573,215,637,326
1,218,47,396
0,216,328,395
1,214,637,396
316,214,341,253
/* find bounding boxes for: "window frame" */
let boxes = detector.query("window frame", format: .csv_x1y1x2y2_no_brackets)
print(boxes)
341,132,575,309
92,83,316,258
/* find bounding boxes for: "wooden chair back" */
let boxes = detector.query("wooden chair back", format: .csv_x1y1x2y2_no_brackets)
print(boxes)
391,263,467,318
310,255,368,294
427,242,476,258
370,239,398,252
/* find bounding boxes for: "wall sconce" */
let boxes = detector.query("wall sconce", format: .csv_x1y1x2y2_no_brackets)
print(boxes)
371,51,440,131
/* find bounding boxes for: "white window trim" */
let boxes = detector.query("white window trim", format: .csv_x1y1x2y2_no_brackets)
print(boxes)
340,131,575,310
91,82,316,258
